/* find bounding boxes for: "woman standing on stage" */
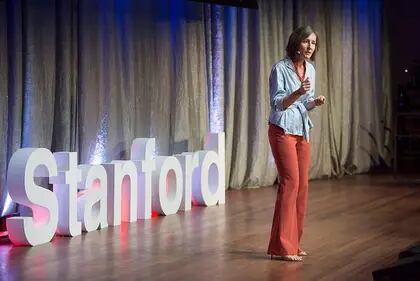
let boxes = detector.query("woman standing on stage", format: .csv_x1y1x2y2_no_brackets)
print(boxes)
267,26,326,262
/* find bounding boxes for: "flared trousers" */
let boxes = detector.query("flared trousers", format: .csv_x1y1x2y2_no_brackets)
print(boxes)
267,123,311,256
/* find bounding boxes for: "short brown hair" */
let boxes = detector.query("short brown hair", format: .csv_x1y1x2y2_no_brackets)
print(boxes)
286,26,319,61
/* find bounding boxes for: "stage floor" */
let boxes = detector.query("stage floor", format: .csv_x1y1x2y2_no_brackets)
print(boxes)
1,174,420,281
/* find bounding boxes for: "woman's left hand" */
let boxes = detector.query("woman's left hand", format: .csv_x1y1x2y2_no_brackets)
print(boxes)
314,95,326,106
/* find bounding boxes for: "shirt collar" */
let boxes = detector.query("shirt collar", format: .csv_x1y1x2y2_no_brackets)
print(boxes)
284,56,308,71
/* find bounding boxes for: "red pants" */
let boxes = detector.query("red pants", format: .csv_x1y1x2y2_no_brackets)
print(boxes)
267,123,311,256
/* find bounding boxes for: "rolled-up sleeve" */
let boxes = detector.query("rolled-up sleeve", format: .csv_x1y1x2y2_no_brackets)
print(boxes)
269,65,286,111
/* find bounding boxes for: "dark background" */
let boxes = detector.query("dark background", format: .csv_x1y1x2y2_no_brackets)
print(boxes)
385,0,420,90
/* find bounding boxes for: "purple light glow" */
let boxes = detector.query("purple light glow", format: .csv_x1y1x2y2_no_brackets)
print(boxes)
209,6,224,133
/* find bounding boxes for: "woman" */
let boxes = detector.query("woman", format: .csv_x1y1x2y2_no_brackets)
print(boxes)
267,26,326,262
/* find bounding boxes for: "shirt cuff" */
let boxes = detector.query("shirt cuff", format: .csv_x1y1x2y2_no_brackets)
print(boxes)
297,102,308,114
274,96,284,111
305,100,316,111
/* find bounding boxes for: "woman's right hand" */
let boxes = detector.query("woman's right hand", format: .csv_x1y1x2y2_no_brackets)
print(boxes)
283,77,312,109
297,78,311,95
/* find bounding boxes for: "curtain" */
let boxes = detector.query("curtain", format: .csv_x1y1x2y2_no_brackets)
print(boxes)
0,0,391,216
205,0,391,188
0,0,208,216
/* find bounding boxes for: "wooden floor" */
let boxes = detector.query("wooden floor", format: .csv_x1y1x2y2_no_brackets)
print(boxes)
1,174,420,281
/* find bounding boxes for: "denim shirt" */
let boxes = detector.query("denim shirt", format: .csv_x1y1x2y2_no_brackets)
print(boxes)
268,57,316,141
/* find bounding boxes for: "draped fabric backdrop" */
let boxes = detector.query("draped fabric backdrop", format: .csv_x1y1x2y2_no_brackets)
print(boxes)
0,0,391,217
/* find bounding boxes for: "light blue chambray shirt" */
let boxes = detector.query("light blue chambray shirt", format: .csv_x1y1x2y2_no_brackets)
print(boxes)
268,57,316,141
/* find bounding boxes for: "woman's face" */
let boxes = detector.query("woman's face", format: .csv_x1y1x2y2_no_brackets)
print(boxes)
298,33,317,59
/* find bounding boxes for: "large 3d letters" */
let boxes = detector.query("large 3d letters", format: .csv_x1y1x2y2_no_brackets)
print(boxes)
152,156,183,215
130,138,155,219
176,153,199,211
6,148,59,246
51,152,82,237
77,164,108,232
192,133,226,206
5,132,226,246
103,161,138,225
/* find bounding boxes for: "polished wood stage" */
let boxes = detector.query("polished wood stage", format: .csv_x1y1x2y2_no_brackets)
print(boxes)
1,174,420,281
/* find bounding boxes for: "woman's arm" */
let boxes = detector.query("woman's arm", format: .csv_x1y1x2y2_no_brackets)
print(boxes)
303,72,326,109
302,71,316,111
283,77,310,109
269,66,286,110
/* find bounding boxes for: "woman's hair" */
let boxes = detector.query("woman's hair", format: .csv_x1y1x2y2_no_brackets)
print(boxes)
286,26,319,61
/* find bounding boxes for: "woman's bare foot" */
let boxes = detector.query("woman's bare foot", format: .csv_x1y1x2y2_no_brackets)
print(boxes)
298,250,308,256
